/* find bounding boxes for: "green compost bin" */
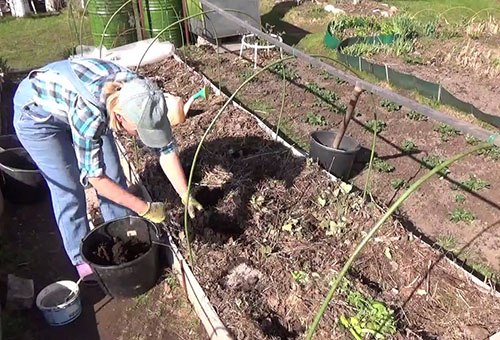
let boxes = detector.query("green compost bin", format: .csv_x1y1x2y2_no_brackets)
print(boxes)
88,0,137,49
143,0,183,47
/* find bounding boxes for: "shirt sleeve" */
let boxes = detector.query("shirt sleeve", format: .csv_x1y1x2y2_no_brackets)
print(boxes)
159,138,178,155
69,97,108,186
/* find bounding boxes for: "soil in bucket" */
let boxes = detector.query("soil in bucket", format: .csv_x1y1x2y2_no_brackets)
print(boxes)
81,216,161,297
93,237,150,266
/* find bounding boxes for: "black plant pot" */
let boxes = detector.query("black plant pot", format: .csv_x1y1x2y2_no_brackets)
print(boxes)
309,131,360,180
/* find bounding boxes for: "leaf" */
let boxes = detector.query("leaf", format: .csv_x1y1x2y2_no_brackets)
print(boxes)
318,195,327,207
417,289,427,296
340,182,353,194
282,218,299,233
384,247,392,260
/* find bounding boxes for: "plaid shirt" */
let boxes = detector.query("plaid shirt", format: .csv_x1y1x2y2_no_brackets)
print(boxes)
29,58,175,185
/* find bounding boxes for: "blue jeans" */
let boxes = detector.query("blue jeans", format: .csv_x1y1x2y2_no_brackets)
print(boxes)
13,78,131,265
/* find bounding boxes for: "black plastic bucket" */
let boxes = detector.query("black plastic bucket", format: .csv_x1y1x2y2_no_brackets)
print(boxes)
0,135,23,151
0,148,47,204
309,131,361,180
80,216,161,298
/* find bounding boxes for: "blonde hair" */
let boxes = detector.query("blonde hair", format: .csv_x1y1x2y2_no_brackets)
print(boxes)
103,81,123,131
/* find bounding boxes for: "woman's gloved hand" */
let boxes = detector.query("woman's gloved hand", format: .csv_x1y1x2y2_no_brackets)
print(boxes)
181,192,204,219
138,202,166,223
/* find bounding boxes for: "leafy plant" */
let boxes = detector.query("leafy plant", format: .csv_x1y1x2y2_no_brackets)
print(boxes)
406,110,428,121
291,270,309,285
240,68,257,82
401,139,417,153
422,155,450,176
373,158,395,173
434,123,462,142
449,208,476,224
380,99,401,112
391,178,409,190
365,120,387,134
466,135,480,145
455,194,466,204
0,57,10,74
339,279,397,339
436,234,458,251
303,112,327,126
452,174,490,192
404,54,426,65
465,135,500,160
343,43,383,57
304,82,342,111
269,63,300,81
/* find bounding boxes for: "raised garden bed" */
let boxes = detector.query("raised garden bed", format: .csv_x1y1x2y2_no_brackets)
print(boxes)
178,45,500,279
117,57,500,339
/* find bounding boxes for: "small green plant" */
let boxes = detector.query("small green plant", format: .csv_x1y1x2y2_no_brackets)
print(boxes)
455,194,466,204
466,135,480,145
401,139,417,153
0,57,10,73
404,54,426,65
406,110,428,121
452,174,490,192
478,146,500,161
365,120,387,134
470,262,499,282
434,123,462,142
304,82,342,111
373,158,395,173
240,68,257,82
391,178,409,190
449,208,476,224
343,43,383,57
303,112,327,126
422,155,450,176
165,273,178,290
380,99,402,112
339,279,396,339
269,63,300,81
291,270,309,285
134,291,151,308
436,234,458,251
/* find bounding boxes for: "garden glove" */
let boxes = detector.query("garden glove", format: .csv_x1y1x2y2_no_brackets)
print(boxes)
181,192,204,219
138,202,166,223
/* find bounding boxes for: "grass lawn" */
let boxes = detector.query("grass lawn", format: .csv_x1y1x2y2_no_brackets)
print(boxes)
386,0,500,22
0,10,91,71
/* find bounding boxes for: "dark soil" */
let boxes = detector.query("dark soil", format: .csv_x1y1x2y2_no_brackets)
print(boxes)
93,237,150,266
117,57,500,339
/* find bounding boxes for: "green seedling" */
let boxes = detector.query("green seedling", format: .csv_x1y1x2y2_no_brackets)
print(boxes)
434,123,462,142
401,139,417,153
406,110,428,121
436,234,458,251
470,262,499,282
291,270,309,285
391,178,409,190
240,68,257,82
455,194,466,204
365,120,387,135
304,82,342,111
303,112,327,126
404,54,426,65
165,274,178,291
380,99,402,112
269,63,300,81
451,174,490,192
339,279,397,340
477,146,500,161
466,135,480,145
373,158,395,173
422,155,450,176
449,208,476,224
343,43,383,57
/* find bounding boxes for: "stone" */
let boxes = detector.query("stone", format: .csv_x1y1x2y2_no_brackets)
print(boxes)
6,274,34,310
463,325,489,339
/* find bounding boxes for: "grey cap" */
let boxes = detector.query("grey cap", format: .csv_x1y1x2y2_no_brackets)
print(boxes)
118,78,172,149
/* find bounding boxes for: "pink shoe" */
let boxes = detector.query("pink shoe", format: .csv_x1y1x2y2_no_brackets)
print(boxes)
76,263,93,279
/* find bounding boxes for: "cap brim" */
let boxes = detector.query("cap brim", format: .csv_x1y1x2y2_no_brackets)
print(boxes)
137,126,171,149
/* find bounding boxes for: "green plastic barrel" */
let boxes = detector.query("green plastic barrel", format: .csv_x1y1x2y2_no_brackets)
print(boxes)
143,0,183,47
88,0,137,49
